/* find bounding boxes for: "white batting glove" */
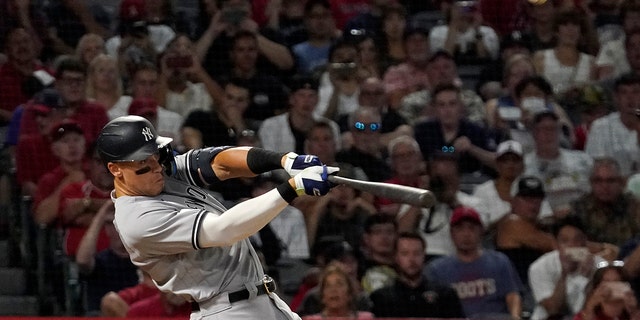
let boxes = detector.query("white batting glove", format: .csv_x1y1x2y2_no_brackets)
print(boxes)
283,152,323,177
293,165,339,196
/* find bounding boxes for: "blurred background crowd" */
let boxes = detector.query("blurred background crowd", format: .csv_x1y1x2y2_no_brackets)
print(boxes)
2,0,640,318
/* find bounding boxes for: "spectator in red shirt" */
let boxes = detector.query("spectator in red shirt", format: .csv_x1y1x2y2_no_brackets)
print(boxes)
15,89,67,197
58,146,113,258
0,27,52,123
33,120,88,226
19,57,109,145
101,271,159,317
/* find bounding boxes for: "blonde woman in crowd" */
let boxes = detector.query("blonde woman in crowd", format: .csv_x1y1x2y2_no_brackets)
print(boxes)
75,33,105,68
86,54,132,120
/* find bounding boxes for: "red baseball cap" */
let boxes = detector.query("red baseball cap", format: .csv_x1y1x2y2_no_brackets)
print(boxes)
128,98,158,118
120,0,146,21
49,120,84,142
450,206,483,227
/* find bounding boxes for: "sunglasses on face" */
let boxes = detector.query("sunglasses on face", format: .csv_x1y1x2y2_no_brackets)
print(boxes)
354,121,380,132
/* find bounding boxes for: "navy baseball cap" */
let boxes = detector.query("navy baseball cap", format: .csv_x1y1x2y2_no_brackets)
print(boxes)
31,88,66,114
288,74,319,93
516,176,545,198
97,115,172,163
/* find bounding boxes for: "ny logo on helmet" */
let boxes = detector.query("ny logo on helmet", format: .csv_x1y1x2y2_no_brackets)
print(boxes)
142,127,154,141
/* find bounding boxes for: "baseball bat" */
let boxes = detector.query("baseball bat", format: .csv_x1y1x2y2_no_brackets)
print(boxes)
327,175,436,208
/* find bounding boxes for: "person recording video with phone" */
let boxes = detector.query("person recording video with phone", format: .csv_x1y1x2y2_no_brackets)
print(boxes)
576,261,638,320
528,215,607,320
158,34,224,118
106,0,176,78
194,0,294,77
316,40,361,122
428,0,500,64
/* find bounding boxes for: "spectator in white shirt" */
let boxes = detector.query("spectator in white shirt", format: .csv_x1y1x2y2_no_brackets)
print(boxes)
529,215,604,320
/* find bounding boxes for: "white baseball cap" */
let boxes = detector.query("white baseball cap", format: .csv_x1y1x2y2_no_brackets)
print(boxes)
496,140,523,159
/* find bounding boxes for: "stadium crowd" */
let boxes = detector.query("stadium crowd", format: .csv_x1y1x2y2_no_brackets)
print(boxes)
3,0,640,318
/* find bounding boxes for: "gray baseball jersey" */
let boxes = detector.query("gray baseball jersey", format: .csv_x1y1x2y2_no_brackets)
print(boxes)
113,147,275,303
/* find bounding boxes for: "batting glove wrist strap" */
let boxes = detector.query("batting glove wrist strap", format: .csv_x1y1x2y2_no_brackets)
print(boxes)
283,152,323,177
293,165,339,196
277,181,298,204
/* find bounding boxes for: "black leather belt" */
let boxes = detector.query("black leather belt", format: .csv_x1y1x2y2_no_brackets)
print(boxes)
192,275,277,311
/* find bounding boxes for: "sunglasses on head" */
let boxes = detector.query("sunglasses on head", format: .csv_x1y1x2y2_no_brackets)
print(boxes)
354,121,380,132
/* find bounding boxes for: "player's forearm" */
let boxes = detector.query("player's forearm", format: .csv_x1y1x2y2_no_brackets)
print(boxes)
212,147,285,181
197,187,292,247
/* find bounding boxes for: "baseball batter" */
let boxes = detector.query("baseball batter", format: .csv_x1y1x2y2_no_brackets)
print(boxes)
96,115,337,319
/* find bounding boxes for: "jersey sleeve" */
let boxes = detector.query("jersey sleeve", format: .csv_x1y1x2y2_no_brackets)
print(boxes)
114,198,209,258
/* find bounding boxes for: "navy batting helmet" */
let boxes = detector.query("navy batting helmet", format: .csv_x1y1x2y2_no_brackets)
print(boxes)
97,115,173,163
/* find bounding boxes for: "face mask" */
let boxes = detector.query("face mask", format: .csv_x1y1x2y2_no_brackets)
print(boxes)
520,97,548,113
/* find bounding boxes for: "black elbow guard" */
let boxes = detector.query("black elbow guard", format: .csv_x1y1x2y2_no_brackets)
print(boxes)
187,147,231,186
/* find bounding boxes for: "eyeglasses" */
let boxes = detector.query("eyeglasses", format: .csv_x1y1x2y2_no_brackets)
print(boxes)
354,121,380,132
597,260,624,269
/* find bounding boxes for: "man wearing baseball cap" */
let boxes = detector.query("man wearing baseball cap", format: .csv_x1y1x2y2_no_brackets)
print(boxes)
259,74,341,156
15,89,69,196
427,206,523,319
97,115,338,319
33,120,88,226
473,140,525,227
496,176,556,289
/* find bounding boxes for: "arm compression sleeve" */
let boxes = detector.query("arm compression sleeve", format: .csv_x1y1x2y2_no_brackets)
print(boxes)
246,148,285,174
